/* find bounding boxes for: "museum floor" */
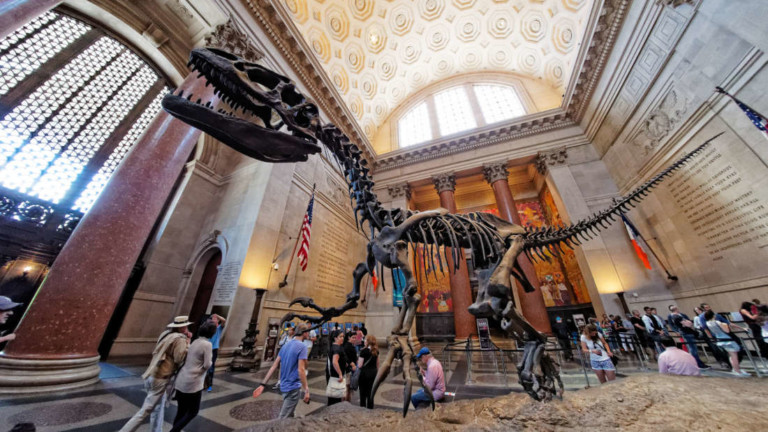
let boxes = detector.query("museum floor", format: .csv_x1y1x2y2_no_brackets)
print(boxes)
1,346,766,432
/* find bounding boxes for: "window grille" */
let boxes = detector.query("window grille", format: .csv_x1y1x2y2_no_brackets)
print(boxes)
474,84,525,124
0,11,170,220
434,87,476,136
398,102,432,147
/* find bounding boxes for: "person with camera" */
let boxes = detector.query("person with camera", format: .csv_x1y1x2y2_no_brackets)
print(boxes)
580,324,616,384
253,323,311,418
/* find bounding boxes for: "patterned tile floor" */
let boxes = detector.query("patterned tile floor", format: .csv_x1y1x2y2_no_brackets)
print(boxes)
1,346,765,431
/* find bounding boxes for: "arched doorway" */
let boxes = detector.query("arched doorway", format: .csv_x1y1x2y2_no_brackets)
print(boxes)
188,250,221,332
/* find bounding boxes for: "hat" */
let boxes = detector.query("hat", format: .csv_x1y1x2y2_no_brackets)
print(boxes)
168,316,192,328
0,296,22,311
416,347,431,358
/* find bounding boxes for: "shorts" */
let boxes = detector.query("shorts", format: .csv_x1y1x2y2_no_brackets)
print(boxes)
591,358,616,371
717,341,740,353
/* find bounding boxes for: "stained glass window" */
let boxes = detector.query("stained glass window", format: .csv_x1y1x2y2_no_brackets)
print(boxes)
474,84,525,124
0,11,169,214
434,87,476,136
398,102,432,147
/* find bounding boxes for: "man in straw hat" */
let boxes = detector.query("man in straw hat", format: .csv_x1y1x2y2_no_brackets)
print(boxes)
120,316,192,432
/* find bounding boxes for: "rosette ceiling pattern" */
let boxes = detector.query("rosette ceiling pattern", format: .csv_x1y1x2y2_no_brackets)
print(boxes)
280,0,594,141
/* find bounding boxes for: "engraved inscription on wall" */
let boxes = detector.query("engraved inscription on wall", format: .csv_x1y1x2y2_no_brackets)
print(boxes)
212,262,241,305
315,216,352,298
667,146,768,261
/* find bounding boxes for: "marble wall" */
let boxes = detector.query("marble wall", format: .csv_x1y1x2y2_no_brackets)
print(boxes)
591,0,768,315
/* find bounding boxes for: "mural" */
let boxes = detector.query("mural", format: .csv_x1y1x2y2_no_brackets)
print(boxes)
414,245,453,313
540,188,591,304
516,192,591,307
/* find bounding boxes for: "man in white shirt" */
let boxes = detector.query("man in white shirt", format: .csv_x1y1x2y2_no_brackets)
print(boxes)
302,328,317,374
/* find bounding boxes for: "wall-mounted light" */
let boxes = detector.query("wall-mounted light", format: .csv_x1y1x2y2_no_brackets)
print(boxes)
23,266,33,273
272,262,279,271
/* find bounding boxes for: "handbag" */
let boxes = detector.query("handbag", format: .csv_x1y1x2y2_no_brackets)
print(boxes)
349,352,373,391
325,358,347,398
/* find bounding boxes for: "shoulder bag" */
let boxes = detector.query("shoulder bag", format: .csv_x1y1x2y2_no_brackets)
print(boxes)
325,356,347,398
349,352,372,391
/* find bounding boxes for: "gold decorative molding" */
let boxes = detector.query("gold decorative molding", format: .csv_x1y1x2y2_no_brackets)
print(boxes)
204,20,264,63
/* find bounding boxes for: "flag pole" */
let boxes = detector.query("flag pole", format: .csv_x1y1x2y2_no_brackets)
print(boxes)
641,238,678,281
279,183,315,288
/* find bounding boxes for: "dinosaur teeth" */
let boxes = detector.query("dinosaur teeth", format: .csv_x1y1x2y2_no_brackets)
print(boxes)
186,93,192,101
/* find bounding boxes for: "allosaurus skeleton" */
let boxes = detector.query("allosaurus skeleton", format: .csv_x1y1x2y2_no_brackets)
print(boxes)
162,48,720,415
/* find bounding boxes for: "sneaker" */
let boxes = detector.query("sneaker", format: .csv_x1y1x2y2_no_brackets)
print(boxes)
739,370,751,377
207,386,212,392
699,365,711,370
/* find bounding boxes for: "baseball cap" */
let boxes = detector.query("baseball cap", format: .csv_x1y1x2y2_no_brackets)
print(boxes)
416,347,431,358
0,296,22,311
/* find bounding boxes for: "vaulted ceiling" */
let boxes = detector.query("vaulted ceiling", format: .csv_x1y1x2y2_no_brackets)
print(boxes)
277,0,595,142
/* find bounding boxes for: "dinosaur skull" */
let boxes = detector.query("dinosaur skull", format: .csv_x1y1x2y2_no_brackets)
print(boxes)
162,48,321,163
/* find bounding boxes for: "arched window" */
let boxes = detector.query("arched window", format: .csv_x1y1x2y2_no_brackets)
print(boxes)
0,11,171,231
397,82,527,148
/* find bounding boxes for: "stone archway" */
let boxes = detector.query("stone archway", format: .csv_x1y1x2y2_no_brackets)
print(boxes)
173,230,229,319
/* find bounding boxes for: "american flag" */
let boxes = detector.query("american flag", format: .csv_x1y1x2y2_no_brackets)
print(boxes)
297,191,315,271
716,86,768,138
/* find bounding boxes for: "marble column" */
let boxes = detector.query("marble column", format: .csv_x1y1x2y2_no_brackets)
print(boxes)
0,73,218,394
0,0,61,40
482,161,551,334
432,173,475,339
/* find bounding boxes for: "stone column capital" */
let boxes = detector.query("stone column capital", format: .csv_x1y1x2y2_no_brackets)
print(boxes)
535,147,568,175
387,182,411,200
432,173,456,193
482,161,509,185
204,20,264,63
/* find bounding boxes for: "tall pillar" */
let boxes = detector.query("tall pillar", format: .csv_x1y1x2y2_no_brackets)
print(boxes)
482,161,551,334
432,173,475,339
0,73,219,394
0,0,61,40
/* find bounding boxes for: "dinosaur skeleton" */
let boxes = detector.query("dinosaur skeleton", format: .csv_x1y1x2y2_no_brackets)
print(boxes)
162,48,720,415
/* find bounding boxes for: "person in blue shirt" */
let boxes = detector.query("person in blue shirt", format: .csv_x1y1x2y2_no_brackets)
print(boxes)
205,313,226,392
253,323,311,418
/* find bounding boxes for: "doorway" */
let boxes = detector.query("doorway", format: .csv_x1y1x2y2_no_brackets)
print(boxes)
188,250,221,332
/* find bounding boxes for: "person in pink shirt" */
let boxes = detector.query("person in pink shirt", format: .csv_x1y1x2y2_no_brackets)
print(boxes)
411,347,445,409
658,336,701,376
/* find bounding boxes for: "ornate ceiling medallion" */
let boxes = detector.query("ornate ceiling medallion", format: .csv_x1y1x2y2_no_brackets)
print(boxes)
377,54,397,81
418,0,446,21
389,4,414,36
349,0,375,20
325,5,350,42
344,42,365,73
330,64,349,94
488,10,515,39
552,18,576,53
521,9,547,42
307,27,331,63
284,0,308,24
426,24,451,51
365,22,387,53
398,37,423,64
456,15,481,42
